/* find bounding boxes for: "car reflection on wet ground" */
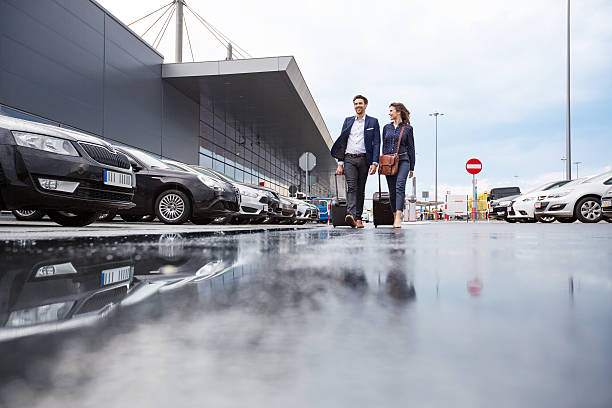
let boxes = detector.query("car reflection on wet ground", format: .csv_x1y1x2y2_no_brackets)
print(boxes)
1,224,611,407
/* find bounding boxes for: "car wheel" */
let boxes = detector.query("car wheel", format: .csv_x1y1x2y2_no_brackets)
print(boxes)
12,210,45,221
141,214,156,222
575,197,603,223
603,217,612,223
535,215,556,223
229,217,242,225
519,218,537,223
556,216,577,223
505,218,517,223
120,214,144,222
155,190,191,225
46,211,103,227
98,211,117,222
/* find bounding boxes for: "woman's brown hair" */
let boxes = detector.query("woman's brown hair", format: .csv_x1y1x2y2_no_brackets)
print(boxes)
389,103,410,125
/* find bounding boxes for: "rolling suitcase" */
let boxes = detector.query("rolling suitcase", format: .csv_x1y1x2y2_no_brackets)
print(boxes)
373,174,394,227
331,174,348,227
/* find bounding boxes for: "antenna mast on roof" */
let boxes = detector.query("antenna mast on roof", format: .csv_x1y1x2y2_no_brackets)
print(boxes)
128,0,252,62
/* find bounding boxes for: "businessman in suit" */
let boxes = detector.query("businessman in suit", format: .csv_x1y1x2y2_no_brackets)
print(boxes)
330,95,381,228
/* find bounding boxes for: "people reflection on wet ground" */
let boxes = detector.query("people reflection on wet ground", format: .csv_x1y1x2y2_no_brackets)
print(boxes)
384,248,416,302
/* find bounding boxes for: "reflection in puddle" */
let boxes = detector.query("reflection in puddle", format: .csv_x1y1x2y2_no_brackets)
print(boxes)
0,234,241,342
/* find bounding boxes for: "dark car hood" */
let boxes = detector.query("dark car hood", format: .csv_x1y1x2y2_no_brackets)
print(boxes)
0,115,113,147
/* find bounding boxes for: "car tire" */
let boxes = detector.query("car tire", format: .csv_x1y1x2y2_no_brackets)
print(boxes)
535,215,556,223
229,217,242,225
575,197,603,223
602,217,612,223
505,218,517,223
120,214,144,222
12,210,45,221
556,216,577,223
98,211,117,222
47,211,103,227
155,190,191,225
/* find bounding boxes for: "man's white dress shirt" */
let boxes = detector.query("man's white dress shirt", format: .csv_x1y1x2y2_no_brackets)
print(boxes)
339,116,376,166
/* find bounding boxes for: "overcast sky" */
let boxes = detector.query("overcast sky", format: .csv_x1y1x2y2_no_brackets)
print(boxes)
99,0,612,200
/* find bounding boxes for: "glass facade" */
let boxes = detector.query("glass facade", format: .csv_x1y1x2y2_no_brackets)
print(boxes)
198,97,326,197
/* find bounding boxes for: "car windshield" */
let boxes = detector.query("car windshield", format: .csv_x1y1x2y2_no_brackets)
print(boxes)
122,148,172,170
189,166,225,180
582,170,612,184
165,162,189,172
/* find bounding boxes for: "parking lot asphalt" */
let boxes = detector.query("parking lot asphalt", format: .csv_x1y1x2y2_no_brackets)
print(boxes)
1,222,611,407
0,217,328,240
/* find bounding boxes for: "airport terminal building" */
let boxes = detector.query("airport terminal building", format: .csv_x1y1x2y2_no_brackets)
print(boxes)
0,0,335,196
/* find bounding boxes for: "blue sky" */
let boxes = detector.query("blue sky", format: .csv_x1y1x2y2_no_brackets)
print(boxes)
100,0,612,199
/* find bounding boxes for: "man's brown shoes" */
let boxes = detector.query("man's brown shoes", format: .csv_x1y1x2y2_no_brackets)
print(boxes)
355,220,364,228
345,214,356,228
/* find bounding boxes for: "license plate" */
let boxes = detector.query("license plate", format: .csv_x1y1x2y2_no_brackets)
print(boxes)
263,204,268,212
101,266,132,286
603,200,612,208
507,206,512,212
104,170,131,188
535,202,542,209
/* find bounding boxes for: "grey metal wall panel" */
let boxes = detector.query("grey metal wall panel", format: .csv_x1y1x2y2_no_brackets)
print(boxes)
162,82,198,164
0,0,105,134
103,16,162,154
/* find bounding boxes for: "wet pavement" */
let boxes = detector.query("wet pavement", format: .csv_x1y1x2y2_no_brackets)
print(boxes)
1,223,611,407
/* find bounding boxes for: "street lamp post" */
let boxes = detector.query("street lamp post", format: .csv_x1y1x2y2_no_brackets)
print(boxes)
573,161,582,178
429,112,444,216
566,0,572,180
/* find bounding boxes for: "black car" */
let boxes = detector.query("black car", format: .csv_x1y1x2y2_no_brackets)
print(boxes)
115,147,239,224
602,189,612,220
0,116,135,226
488,186,521,202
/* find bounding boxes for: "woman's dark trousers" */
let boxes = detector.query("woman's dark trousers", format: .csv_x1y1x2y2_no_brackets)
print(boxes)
385,159,411,212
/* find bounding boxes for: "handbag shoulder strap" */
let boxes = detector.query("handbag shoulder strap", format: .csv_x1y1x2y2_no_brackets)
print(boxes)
395,124,406,154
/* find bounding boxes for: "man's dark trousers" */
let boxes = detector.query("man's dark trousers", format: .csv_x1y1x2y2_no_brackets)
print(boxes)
344,155,368,220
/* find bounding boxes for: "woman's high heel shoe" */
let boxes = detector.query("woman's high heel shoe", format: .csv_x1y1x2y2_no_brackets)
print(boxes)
393,211,403,228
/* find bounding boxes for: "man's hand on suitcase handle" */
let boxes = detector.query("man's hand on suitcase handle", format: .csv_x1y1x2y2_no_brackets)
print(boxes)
336,164,344,175
368,164,377,175
409,171,414,178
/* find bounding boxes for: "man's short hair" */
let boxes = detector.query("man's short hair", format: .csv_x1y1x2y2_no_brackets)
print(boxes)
353,94,368,105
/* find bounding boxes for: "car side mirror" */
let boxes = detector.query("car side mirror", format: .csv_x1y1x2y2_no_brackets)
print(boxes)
130,161,143,172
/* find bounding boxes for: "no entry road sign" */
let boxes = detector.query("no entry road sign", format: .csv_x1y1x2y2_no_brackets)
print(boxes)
466,158,482,175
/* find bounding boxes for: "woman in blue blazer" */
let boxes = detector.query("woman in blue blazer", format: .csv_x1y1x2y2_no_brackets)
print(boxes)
381,103,415,228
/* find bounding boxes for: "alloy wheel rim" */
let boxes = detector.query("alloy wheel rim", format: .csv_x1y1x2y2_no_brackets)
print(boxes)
159,194,185,221
580,201,601,220
541,216,555,222
14,210,37,217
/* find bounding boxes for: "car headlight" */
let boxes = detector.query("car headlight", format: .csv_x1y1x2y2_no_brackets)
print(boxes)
12,132,79,156
197,175,222,190
498,200,511,207
6,301,75,327
240,188,258,198
548,190,571,198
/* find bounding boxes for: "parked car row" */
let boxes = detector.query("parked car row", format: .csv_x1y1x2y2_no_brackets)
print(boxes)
0,116,319,226
489,170,612,223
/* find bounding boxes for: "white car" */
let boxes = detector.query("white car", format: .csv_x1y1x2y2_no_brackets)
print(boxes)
507,180,570,223
534,170,612,223
286,197,318,224
163,160,268,223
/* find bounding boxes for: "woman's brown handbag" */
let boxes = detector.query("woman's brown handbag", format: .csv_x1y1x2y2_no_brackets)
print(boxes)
378,124,406,176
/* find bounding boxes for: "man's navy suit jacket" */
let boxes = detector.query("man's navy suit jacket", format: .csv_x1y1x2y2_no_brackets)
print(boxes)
330,115,381,166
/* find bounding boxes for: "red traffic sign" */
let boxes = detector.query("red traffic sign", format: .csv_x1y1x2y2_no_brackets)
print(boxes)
466,158,482,175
